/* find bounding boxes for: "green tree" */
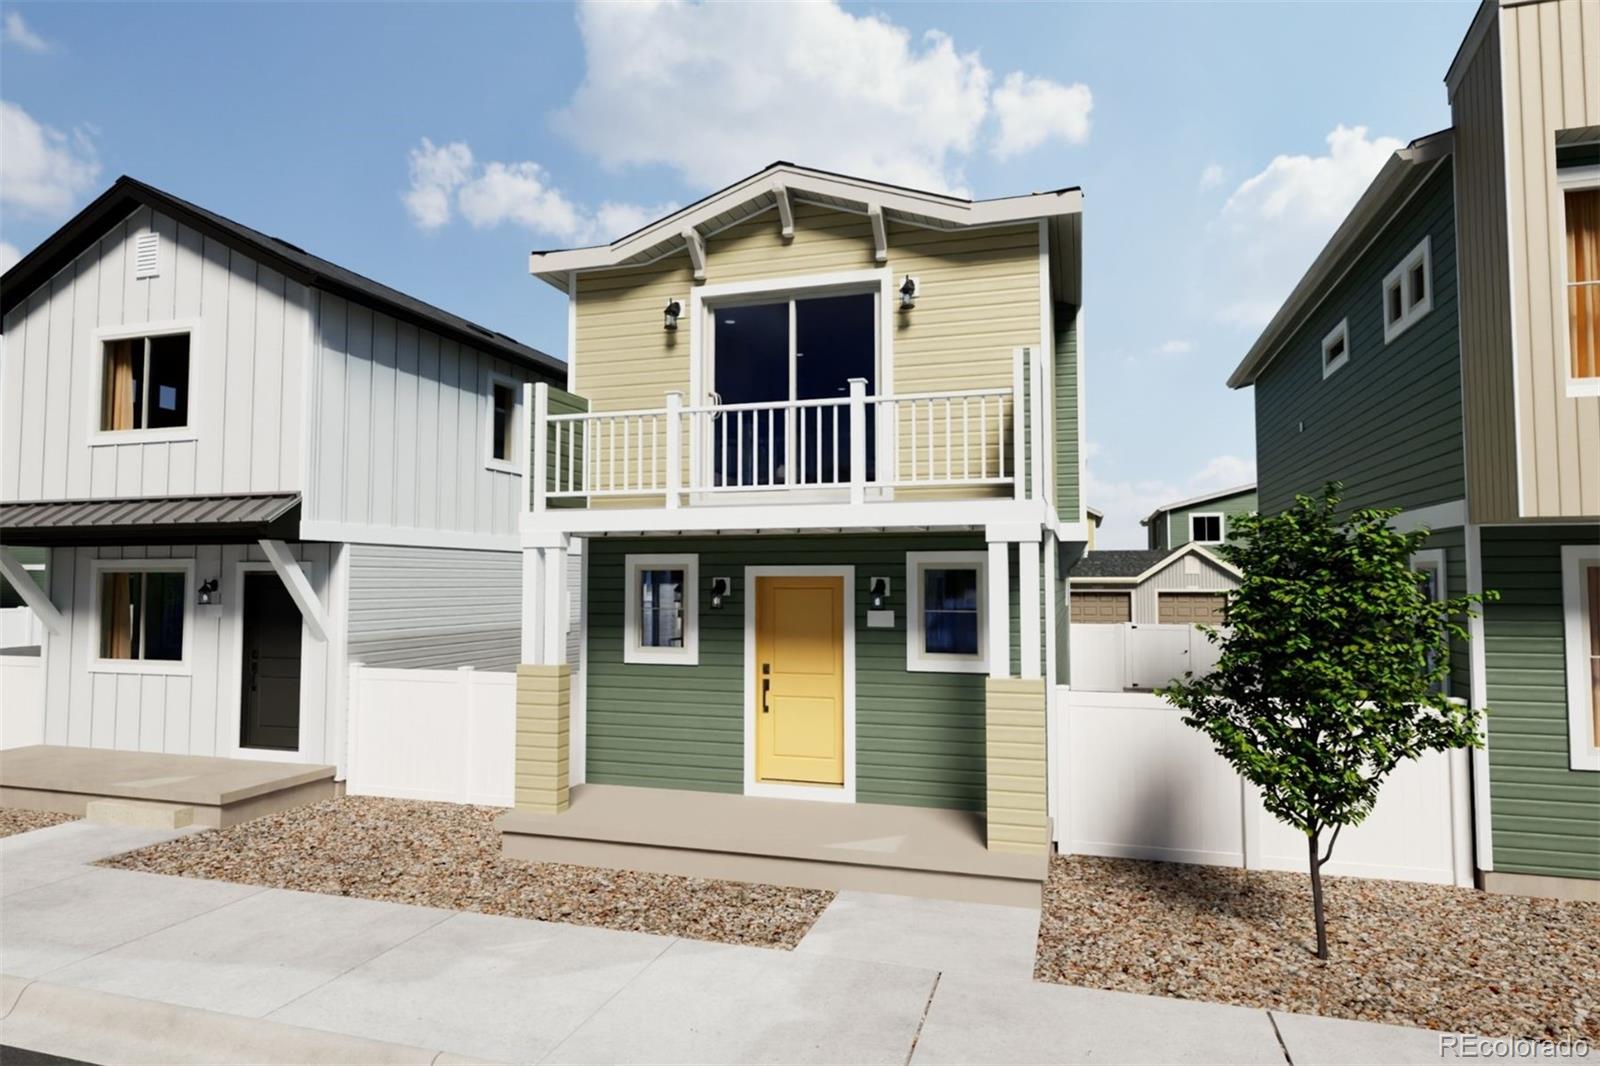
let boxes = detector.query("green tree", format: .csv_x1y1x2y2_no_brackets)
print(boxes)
1161,484,1490,959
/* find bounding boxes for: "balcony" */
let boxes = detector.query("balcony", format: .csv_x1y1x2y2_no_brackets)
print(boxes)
527,348,1052,534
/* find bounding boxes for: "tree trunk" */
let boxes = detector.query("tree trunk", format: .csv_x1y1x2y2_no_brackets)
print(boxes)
1308,832,1328,960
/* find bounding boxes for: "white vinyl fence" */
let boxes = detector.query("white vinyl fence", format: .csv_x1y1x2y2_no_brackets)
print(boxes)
1055,689,1474,886
345,663,516,806
0,653,45,749
1070,623,1225,693
0,606,42,651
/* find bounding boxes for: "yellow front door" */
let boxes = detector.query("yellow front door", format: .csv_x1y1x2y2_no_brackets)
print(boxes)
755,575,845,786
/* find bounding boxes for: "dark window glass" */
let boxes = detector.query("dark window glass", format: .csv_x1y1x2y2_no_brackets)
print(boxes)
145,335,190,429
796,292,876,483
712,303,788,487
1409,262,1427,308
640,569,685,647
99,570,184,661
1192,515,1222,542
142,572,186,660
1387,283,1403,325
923,568,979,656
492,383,515,461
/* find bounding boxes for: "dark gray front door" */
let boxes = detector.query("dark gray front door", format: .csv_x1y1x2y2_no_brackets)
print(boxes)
240,572,301,751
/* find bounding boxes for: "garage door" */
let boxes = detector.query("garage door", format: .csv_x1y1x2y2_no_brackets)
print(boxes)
1158,593,1227,625
1072,591,1131,624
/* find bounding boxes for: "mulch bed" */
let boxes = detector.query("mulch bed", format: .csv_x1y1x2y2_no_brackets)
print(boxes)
0,808,77,838
1035,855,1599,1040
100,795,832,948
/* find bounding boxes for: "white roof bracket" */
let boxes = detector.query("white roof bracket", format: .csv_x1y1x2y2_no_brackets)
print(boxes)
683,227,706,281
773,183,794,240
868,203,888,263
258,539,330,643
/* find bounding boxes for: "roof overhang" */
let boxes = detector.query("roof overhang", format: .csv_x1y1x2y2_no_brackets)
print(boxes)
1226,131,1453,390
529,161,1083,303
0,492,301,546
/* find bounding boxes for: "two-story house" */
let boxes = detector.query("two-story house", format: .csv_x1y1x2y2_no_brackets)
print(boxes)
1139,484,1257,552
496,163,1087,903
0,177,563,775
1227,0,1599,899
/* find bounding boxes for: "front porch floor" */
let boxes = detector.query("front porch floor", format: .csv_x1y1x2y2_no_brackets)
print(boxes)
497,784,1048,907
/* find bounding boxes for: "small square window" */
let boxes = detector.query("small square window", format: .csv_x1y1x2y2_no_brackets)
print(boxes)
102,333,190,432
1190,514,1223,544
1383,237,1433,343
907,551,988,673
1321,318,1350,378
624,554,698,665
98,569,186,663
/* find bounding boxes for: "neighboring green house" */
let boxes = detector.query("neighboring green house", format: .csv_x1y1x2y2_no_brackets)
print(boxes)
499,162,1087,904
1140,484,1256,552
1228,0,1599,900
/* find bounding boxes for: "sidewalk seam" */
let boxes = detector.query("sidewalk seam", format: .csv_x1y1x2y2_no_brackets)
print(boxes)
260,903,457,1019
1266,1009,1294,1065
904,970,941,1066
533,935,682,1065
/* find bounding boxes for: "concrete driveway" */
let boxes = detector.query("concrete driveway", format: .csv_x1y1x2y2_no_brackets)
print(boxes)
0,821,1486,1064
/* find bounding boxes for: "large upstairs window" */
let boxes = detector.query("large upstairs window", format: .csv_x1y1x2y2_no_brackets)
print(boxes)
101,332,190,433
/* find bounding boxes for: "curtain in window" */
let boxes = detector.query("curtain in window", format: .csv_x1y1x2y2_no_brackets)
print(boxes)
100,572,136,658
102,340,137,430
1568,188,1599,380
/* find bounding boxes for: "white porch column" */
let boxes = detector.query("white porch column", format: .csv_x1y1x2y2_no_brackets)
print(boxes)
521,547,545,664
541,540,569,666
1018,538,1041,681
987,538,1011,680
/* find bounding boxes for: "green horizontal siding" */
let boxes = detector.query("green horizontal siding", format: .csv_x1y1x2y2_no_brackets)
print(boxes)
541,387,588,510
1159,489,1258,551
586,533,1043,811
1482,526,1600,880
1253,162,1465,518
1054,309,1080,520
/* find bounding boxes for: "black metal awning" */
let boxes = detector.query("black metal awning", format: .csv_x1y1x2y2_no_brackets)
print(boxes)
0,493,301,546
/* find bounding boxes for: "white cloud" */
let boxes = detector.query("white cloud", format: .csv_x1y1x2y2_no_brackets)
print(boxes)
1199,162,1225,190
402,138,671,244
1085,453,1256,549
555,0,1089,194
3,12,50,53
1156,340,1192,356
991,73,1092,160
0,240,20,272
0,100,100,216
1211,125,1402,329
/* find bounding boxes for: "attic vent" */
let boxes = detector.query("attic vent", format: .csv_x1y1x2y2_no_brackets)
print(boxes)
134,233,160,279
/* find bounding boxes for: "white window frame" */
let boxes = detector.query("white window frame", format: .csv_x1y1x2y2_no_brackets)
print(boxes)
1189,512,1224,545
1412,548,1448,694
1382,236,1433,344
484,370,523,474
88,558,195,676
906,550,988,673
88,320,203,446
1321,318,1350,379
624,553,698,666
1559,544,1600,771
1556,164,1600,398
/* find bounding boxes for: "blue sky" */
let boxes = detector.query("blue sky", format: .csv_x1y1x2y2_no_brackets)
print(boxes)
1,1,1473,546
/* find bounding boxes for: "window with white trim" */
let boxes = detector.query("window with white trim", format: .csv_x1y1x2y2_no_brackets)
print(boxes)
1560,544,1600,771
1321,318,1350,378
101,333,190,432
1557,159,1599,393
1412,548,1447,694
906,551,987,673
624,554,698,665
93,564,189,668
1189,513,1223,545
486,375,520,470
1382,237,1432,343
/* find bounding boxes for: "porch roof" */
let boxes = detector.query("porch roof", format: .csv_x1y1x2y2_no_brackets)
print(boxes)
0,491,301,546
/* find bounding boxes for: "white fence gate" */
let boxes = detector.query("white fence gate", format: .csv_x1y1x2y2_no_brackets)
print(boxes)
1055,689,1475,886
0,606,42,651
345,664,516,806
0,654,45,749
1070,623,1225,693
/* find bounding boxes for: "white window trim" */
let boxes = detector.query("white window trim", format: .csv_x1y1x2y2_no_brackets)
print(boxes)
88,558,195,676
1556,165,1600,398
484,370,523,474
1412,548,1448,696
1559,544,1600,771
1321,318,1350,379
623,553,698,666
906,550,988,673
1382,236,1433,344
87,320,203,445
1189,512,1225,545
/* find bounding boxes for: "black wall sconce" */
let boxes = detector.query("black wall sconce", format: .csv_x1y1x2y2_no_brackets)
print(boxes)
710,576,732,609
197,578,220,606
870,577,890,609
663,299,683,331
898,275,917,311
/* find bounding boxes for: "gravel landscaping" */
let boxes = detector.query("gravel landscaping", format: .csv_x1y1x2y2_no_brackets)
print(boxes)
0,808,76,838
101,795,832,948
1036,855,1599,1040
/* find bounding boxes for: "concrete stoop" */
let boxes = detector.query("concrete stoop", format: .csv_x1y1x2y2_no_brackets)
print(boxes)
84,798,196,830
0,975,494,1066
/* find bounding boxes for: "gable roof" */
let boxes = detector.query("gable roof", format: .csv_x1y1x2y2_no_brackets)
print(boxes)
0,176,565,380
1138,483,1256,528
527,161,1084,302
1070,542,1242,584
1226,130,1452,389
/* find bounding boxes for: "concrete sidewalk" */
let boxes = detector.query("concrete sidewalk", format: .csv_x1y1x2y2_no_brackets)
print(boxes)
0,821,1479,1064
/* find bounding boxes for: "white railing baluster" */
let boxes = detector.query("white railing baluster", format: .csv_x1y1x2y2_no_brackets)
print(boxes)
908,402,918,483
831,405,840,484
766,407,775,486
962,398,970,481
944,398,952,482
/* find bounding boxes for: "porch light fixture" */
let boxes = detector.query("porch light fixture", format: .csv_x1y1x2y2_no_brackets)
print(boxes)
870,577,890,609
898,275,917,311
710,576,731,609
197,578,220,606
663,299,682,331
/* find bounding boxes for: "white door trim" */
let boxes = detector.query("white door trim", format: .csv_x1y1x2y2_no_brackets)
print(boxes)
225,558,320,763
742,564,856,803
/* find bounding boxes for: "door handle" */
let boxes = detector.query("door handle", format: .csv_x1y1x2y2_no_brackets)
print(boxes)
762,662,771,713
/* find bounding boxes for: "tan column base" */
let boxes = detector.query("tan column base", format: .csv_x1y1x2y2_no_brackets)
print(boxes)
985,677,1048,854
516,664,571,813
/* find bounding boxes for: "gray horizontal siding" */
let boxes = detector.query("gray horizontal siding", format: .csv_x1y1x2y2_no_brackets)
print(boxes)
346,544,520,671
1254,163,1465,518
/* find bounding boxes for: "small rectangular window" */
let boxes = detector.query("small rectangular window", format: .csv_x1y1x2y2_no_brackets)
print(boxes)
1563,185,1599,384
923,568,979,656
907,551,988,672
1321,319,1350,378
1382,237,1433,343
1190,514,1223,544
1560,545,1600,771
639,568,686,648
99,570,185,662
102,333,190,432
487,378,519,468
624,554,698,665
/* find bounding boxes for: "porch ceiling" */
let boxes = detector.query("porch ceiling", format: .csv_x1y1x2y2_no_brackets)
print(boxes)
0,492,301,546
